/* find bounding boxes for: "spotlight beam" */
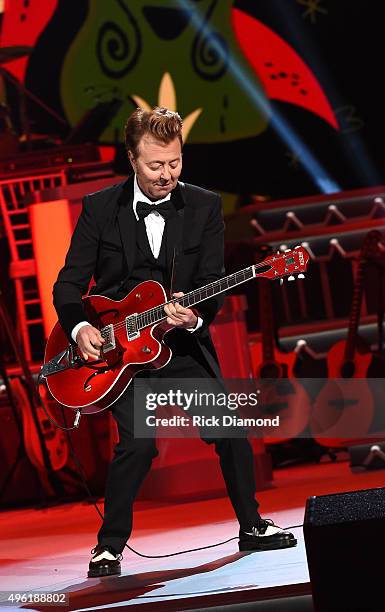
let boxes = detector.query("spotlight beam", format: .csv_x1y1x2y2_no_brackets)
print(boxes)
177,0,340,194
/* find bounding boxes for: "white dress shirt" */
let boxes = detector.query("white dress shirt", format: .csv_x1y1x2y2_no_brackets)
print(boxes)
132,173,169,258
71,175,202,342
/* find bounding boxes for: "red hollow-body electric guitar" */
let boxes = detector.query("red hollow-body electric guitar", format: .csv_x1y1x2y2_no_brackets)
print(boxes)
42,246,309,414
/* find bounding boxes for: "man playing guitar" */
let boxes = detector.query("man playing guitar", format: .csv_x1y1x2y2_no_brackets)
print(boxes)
53,106,296,578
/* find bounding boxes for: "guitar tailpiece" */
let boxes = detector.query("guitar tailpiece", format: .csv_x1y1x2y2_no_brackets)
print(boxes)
73,410,82,428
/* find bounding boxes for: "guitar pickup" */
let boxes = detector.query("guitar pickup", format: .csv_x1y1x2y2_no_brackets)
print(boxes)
101,324,116,353
126,313,140,341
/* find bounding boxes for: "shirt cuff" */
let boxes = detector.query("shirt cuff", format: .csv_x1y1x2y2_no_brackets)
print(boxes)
71,321,90,343
187,316,203,333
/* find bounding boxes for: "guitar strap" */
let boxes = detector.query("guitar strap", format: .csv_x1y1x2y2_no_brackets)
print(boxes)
169,181,185,295
175,183,224,380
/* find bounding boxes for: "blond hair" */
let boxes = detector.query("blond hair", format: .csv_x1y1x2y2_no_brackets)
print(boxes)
124,106,183,157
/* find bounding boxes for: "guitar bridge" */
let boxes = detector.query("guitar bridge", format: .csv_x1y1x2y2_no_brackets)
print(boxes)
101,324,116,353
126,313,140,341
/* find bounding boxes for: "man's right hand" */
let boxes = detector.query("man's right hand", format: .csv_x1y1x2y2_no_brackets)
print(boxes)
76,325,105,360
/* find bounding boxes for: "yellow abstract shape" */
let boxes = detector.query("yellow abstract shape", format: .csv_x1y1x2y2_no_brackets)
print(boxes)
182,108,203,142
131,95,151,112
159,72,176,113
132,72,202,143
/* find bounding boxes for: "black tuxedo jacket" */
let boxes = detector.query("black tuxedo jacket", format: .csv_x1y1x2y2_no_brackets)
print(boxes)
53,175,225,376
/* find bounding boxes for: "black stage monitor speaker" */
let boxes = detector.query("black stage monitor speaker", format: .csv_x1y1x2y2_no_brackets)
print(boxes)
304,487,385,611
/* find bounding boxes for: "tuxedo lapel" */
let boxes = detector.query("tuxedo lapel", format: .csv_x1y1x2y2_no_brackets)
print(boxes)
117,176,136,275
136,220,154,259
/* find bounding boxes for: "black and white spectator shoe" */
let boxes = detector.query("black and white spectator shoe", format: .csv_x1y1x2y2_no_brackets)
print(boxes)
239,519,297,551
87,544,122,577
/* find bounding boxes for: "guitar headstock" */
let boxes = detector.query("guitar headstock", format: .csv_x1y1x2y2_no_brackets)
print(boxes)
253,245,310,281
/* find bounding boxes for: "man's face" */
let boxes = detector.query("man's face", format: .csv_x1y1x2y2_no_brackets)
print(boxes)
129,135,182,200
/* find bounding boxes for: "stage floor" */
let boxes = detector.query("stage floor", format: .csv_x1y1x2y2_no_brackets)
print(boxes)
1,457,385,611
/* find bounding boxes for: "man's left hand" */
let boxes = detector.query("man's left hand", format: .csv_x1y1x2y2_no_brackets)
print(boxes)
164,292,197,329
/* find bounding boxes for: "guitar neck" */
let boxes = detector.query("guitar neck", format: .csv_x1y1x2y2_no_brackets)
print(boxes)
98,245,309,332
137,264,260,329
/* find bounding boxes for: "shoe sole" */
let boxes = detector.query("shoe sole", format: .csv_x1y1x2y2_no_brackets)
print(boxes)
239,538,297,552
87,567,121,578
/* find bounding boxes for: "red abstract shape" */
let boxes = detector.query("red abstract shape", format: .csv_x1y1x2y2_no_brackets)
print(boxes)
231,8,339,130
0,0,57,81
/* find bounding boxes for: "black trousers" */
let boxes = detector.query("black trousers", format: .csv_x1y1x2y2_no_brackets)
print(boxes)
97,332,260,553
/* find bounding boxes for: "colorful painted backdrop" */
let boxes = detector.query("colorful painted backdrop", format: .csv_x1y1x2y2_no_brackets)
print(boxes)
1,0,383,198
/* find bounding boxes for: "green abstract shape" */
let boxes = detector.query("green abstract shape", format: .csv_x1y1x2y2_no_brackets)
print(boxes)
60,0,270,144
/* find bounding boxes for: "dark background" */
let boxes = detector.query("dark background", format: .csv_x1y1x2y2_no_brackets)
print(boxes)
3,0,384,200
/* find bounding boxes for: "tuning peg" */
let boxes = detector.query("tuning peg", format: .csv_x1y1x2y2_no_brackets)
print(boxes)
288,275,295,281
298,273,305,279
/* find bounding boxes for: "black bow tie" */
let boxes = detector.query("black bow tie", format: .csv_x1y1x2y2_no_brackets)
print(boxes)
136,200,174,220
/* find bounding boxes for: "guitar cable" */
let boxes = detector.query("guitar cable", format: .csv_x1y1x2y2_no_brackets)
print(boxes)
36,380,304,559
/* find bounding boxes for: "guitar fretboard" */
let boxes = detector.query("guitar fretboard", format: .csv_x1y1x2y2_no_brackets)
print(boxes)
137,265,259,329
